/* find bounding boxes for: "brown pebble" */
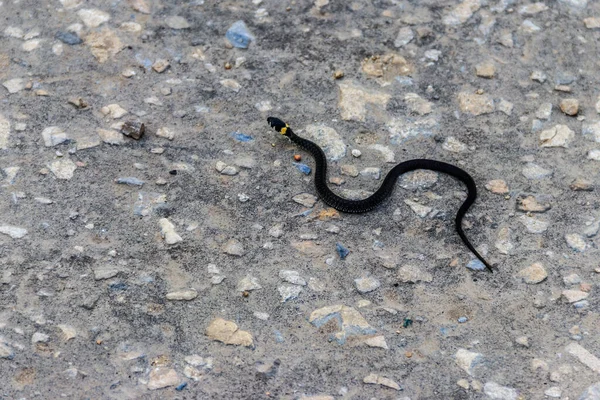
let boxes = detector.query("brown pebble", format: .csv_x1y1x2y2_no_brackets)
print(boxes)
559,98,579,116
121,121,146,140
293,154,302,161
405,351,413,358
242,291,249,297
224,62,232,70
333,70,344,79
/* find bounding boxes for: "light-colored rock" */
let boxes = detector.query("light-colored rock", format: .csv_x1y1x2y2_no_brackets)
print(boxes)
399,170,438,190
516,263,548,283
279,270,306,286
443,0,481,26
536,103,552,120
158,218,183,245
268,224,284,238
363,335,388,349
57,325,77,341
519,3,549,15
588,149,600,160
293,193,318,208
530,70,547,83
475,62,496,78
495,226,513,254
156,127,175,140
41,126,68,147
0,225,28,239
338,81,391,121
340,165,359,177
222,238,244,256
565,342,600,373
559,98,579,116
220,79,241,92
361,54,413,79
205,318,253,347
582,121,600,142
148,367,179,390
309,305,376,344
97,128,125,145
4,26,24,38
304,125,346,161
397,265,432,283
78,9,110,28
443,136,467,152
562,290,589,303
497,30,514,47
497,99,513,116
100,104,128,119
518,215,549,233
455,348,483,376
522,163,552,179
22,39,41,52
394,27,414,47
483,382,518,400
360,167,380,180
584,17,600,29
403,199,432,218
237,276,261,292
485,179,509,194
565,233,587,252
354,276,381,293
404,93,432,115
165,16,190,29
32,332,50,343
166,289,198,301
517,195,551,212
93,265,120,280
457,92,494,115
0,114,9,149
579,382,600,399
521,19,541,33
48,158,77,180
363,373,401,390
0,342,14,360
85,29,125,63
3,78,27,95
278,285,303,302
368,144,395,163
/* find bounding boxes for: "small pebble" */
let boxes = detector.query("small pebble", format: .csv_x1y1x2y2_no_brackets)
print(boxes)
336,243,350,259
559,98,579,116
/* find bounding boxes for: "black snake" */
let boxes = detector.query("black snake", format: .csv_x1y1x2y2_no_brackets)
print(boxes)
267,117,493,273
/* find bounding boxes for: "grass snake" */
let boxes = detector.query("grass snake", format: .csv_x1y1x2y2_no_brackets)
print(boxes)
267,116,493,273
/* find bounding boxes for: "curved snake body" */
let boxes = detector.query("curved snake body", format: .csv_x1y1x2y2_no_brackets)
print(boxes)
267,116,493,272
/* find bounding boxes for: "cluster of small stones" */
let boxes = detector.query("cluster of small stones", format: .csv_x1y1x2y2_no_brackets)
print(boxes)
0,0,599,398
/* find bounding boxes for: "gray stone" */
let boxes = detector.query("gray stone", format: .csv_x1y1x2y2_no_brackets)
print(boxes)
278,285,303,302
522,163,552,179
237,276,261,292
304,125,346,161
293,193,318,208
0,225,28,239
279,270,306,286
354,276,381,293
394,27,414,47
578,382,600,400
166,289,198,301
483,382,518,400
455,348,483,376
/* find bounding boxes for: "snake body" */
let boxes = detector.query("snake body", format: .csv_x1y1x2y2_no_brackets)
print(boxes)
267,117,493,272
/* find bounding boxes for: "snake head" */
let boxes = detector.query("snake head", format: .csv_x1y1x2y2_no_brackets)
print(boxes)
267,117,289,135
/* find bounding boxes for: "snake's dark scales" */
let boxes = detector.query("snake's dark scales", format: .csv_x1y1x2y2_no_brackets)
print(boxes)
267,117,493,273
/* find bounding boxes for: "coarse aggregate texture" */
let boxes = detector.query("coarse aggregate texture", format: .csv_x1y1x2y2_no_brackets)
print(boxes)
1,0,600,399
